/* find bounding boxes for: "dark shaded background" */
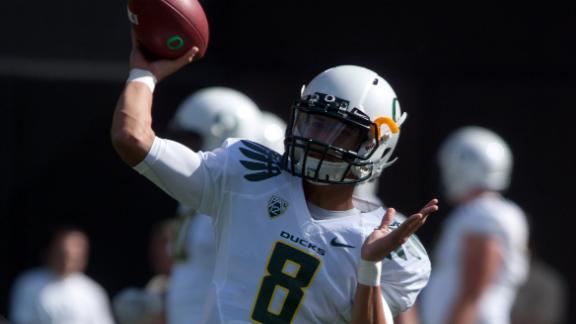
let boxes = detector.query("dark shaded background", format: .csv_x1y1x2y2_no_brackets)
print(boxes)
1,1,575,322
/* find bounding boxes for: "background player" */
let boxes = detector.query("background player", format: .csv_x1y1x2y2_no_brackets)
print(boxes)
112,219,177,324
10,227,114,324
419,126,530,324
165,86,287,324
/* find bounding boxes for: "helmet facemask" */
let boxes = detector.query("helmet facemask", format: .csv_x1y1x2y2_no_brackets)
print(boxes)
283,92,395,185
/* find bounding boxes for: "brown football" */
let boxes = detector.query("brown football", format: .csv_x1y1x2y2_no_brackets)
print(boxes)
127,0,209,59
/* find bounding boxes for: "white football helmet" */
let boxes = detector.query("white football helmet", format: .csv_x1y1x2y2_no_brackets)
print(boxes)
169,87,263,151
259,111,287,154
283,65,407,184
353,178,383,205
438,126,513,203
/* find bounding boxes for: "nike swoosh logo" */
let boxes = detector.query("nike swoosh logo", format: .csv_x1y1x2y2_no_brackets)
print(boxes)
330,237,355,248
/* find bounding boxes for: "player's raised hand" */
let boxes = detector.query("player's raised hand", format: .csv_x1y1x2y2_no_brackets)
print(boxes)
361,199,439,262
128,30,199,82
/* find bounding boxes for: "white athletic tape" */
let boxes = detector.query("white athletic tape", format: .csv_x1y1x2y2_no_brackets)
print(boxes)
127,68,157,93
357,259,382,287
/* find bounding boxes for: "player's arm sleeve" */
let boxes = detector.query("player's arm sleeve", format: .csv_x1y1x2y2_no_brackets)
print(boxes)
132,136,226,216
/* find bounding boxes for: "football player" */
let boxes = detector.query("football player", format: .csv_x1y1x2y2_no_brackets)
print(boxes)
419,126,530,324
112,219,176,324
111,37,438,323
10,227,115,324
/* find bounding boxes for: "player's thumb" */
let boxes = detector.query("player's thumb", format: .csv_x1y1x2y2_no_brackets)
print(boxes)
180,46,199,64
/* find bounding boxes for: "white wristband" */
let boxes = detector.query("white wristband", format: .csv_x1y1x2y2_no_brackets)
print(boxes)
127,68,157,93
357,259,382,286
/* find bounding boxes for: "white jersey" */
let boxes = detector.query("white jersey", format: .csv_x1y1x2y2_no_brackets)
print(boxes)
11,268,114,324
135,137,431,323
420,193,529,324
168,206,217,324
37,273,115,324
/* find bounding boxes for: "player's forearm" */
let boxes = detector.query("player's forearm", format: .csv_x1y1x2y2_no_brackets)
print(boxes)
351,284,387,324
446,279,485,324
446,297,478,324
111,81,156,166
446,234,501,324
394,306,420,324
447,277,487,324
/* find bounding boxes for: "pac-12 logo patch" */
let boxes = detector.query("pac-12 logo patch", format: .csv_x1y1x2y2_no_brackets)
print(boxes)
267,195,288,218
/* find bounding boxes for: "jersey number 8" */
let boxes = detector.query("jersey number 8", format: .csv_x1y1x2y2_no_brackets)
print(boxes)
251,241,321,323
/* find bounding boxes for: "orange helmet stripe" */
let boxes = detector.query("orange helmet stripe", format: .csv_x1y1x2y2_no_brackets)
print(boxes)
372,116,399,139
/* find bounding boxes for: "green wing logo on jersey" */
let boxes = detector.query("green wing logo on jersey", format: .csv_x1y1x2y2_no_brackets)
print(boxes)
239,140,283,182
268,195,289,218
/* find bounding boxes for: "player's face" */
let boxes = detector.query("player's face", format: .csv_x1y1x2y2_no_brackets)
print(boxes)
294,113,364,153
49,231,89,276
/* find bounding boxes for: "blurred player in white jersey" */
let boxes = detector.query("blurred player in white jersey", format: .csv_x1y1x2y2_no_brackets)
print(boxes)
166,87,268,324
10,227,114,324
113,219,176,324
419,126,530,324
112,34,439,323
259,110,289,153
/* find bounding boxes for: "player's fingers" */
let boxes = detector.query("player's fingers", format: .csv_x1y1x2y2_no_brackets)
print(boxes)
420,205,439,216
378,208,395,230
417,199,438,219
419,208,436,228
421,198,439,211
183,46,199,63
398,213,423,237
170,47,199,67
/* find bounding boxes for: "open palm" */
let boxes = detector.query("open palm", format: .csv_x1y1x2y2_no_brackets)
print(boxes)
361,199,439,262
